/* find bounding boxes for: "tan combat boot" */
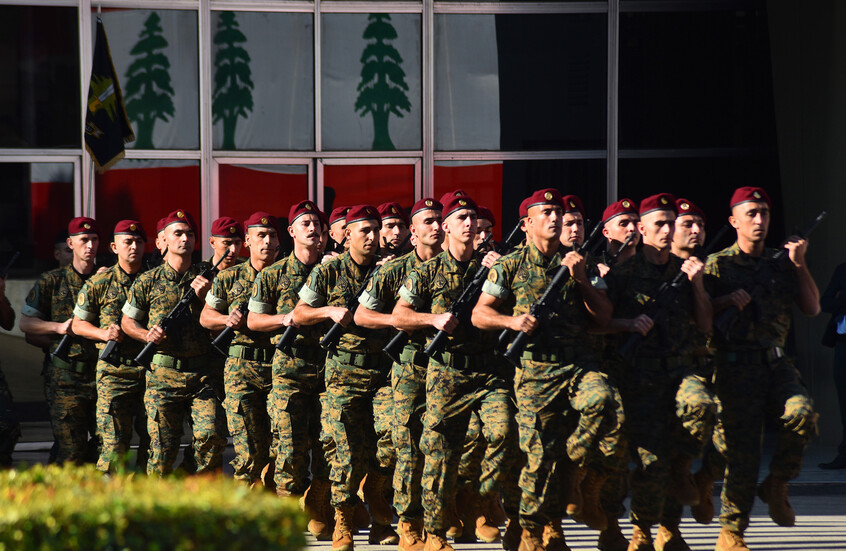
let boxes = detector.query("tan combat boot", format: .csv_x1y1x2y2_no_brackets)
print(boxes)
654,525,690,551
669,458,699,507
502,517,522,551
757,474,795,527
714,528,749,551
332,505,356,551
542,518,570,551
690,468,715,525
260,459,276,492
598,516,628,551
518,527,546,551
424,531,455,551
562,462,587,517
475,494,502,543
397,519,426,551
370,522,400,545
445,505,462,540
303,478,334,540
363,472,396,526
571,467,608,530
626,526,653,551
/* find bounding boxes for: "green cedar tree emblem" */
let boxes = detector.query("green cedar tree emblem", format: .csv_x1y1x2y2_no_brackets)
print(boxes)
213,11,254,150
355,14,411,151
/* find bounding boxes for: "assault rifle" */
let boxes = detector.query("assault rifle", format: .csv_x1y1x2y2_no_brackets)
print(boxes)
211,302,249,356
133,252,230,368
604,232,636,267
327,236,346,256
618,225,730,361
713,211,827,342
498,220,605,366
319,265,380,351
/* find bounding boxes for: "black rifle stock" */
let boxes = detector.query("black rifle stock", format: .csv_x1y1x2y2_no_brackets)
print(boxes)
134,252,230,368
98,339,120,367
713,211,827,341
618,225,730,360
211,302,249,356
319,265,379,351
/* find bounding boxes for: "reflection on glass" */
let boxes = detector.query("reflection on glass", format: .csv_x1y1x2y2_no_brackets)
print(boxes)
322,14,422,151
0,163,74,273
94,159,201,253
98,9,199,149
435,14,607,151
211,12,314,150
0,7,80,148
323,165,414,214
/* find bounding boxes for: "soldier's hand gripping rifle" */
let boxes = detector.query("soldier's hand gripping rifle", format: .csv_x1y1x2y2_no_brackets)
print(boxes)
618,226,730,360
211,302,249,356
319,265,380,351
133,252,230,368
497,221,605,366
713,211,827,341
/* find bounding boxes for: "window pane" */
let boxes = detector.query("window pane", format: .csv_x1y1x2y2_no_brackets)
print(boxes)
435,14,607,151
435,159,606,240
323,164,415,213
98,9,199,149
0,7,80,148
322,14,422,151
619,9,777,149
94,159,201,256
211,12,314,150
0,163,75,275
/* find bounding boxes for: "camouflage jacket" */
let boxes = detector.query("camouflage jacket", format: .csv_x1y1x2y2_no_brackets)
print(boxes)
22,264,97,360
705,242,798,350
605,249,699,358
73,263,144,356
122,261,211,358
207,261,271,348
360,250,427,348
398,249,485,355
299,251,385,354
248,251,322,347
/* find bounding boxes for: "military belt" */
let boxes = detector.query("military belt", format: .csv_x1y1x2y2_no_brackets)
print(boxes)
151,353,208,371
280,344,325,364
52,356,95,375
431,351,475,370
328,349,383,370
398,345,428,368
633,355,701,372
109,354,140,368
228,344,274,364
717,346,786,365
520,346,578,364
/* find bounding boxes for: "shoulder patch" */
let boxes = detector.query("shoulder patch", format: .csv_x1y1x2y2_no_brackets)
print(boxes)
433,273,447,291
488,270,498,284
405,279,413,291
366,279,374,292
77,293,85,306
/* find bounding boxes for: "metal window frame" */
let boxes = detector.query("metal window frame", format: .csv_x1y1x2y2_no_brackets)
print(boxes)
316,157,422,211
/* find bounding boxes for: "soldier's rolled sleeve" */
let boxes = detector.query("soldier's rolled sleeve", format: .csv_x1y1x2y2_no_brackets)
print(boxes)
73,282,98,321
398,271,424,309
205,290,228,312
22,281,47,319
121,285,147,322
247,297,273,314
482,263,510,299
358,290,384,312
299,283,326,307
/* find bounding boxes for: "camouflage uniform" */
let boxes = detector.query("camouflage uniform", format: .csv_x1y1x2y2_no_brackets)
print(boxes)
207,260,273,484
482,243,624,531
22,264,98,464
705,243,816,534
0,363,20,467
399,249,517,534
122,261,226,476
605,250,717,530
249,251,329,494
74,264,149,472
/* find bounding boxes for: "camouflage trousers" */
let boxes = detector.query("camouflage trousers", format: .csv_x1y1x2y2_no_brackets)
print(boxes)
50,361,97,465
421,358,517,534
144,362,227,476
0,364,20,467
516,361,624,530
621,363,717,529
323,352,394,507
223,356,272,484
95,362,149,472
714,357,816,534
392,358,427,521
271,348,329,495
597,365,630,520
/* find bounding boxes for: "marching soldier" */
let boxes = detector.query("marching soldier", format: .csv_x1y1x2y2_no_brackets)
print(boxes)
208,217,244,270
378,202,412,256
20,217,101,465
475,206,496,252
473,189,623,551
121,209,227,476
71,220,150,472
326,206,351,258
393,193,517,551
604,193,717,551
704,187,819,551
597,199,640,277
672,199,706,259
200,212,280,485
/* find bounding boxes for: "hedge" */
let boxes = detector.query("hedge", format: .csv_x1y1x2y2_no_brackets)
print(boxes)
0,465,306,551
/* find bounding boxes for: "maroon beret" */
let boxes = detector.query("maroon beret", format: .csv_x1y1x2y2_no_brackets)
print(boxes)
316,208,329,229
288,201,320,225
345,204,381,227
163,209,198,235
477,206,496,226
378,202,409,225
675,198,706,222
602,199,638,224
211,216,244,240
443,194,478,220
525,188,564,212
329,206,351,227
730,186,771,210
639,193,677,217
519,198,531,219
156,217,167,235
113,220,146,241
562,194,585,217
439,189,468,205
410,198,442,219
245,211,280,233
68,217,99,237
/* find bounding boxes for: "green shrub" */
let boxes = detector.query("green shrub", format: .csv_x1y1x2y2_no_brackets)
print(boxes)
0,465,306,550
